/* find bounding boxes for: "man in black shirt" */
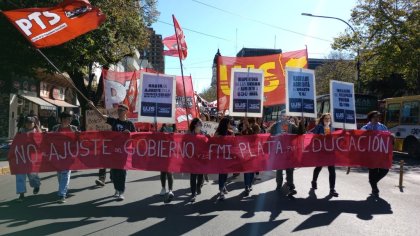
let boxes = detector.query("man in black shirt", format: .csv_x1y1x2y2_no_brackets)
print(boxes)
90,102,135,201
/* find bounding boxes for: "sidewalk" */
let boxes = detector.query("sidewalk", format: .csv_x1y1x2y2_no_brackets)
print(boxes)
0,160,10,176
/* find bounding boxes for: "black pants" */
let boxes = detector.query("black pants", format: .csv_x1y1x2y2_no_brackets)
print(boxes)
98,168,107,181
312,166,336,190
111,169,126,193
190,174,203,195
160,172,173,190
276,168,295,190
369,168,389,191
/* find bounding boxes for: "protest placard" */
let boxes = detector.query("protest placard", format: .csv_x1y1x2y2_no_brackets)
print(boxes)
85,108,118,131
330,80,357,129
285,67,317,118
229,68,264,117
202,121,218,136
138,72,176,123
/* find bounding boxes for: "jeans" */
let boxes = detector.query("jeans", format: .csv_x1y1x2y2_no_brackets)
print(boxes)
111,169,126,193
369,168,389,191
98,168,107,182
16,173,41,194
312,166,336,190
276,169,295,190
160,172,174,190
190,174,203,195
57,170,71,197
244,173,254,188
218,174,228,191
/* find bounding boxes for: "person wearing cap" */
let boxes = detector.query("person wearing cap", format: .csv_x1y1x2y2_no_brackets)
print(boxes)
15,116,42,202
51,111,79,203
361,111,389,197
90,102,135,201
269,112,305,198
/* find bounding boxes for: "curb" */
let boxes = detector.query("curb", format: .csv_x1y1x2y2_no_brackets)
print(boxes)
0,166,10,176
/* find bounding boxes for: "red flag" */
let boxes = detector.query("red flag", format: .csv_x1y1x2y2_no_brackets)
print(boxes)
122,71,138,113
163,15,187,59
175,76,197,130
2,0,106,48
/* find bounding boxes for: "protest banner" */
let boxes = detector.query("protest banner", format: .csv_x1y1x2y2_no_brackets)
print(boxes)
8,130,393,174
229,68,264,117
175,76,199,130
202,121,219,136
217,49,308,110
138,72,176,123
85,108,118,131
330,80,357,130
285,67,317,118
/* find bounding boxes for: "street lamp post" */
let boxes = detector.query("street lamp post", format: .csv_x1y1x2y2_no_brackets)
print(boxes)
301,13,361,93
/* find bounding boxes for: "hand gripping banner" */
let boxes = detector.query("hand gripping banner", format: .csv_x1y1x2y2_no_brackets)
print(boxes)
8,131,393,174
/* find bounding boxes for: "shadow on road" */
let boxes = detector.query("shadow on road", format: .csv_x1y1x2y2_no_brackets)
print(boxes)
0,171,393,236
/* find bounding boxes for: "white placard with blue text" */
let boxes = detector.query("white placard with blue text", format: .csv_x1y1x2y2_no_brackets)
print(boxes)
285,67,317,118
330,80,356,129
138,72,176,123
229,68,264,117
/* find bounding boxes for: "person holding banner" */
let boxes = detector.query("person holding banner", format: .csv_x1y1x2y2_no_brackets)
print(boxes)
269,113,305,197
15,116,42,202
311,113,339,197
51,112,79,203
159,124,175,200
215,117,235,200
241,117,261,196
90,103,135,201
187,118,206,202
361,111,390,197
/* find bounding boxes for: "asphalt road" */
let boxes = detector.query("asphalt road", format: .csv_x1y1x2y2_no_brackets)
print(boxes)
0,154,419,236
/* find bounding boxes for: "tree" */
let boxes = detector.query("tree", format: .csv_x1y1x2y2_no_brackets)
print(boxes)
199,85,217,102
0,0,159,104
332,0,419,96
315,52,356,95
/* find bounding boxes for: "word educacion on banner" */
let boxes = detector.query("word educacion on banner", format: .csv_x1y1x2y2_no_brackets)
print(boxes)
9,131,393,174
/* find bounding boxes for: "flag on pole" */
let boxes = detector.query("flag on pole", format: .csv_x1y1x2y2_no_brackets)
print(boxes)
2,0,106,48
162,15,187,60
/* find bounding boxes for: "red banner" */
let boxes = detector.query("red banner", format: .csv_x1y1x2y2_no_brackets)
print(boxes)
2,0,106,48
176,76,199,130
8,131,393,174
103,69,197,130
217,49,308,110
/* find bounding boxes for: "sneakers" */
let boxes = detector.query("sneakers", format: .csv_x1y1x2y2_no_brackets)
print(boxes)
33,187,40,195
311,181,317,190
167,191,174,200
160,187,167,196
288,189,297,197
330,189,339,197
95,179,105,187
219,192,225,200
222,187,228,195
17,193,24,202
244,187,251,196
117,193,125,201
113,190,120,198
57,196,66,203
190,194,196,202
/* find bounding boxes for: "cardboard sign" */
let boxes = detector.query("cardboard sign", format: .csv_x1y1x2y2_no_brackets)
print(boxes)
85,108,118,131
330,80,357,130
138,72,176,123
285,67,317,118
202,121,219,136
229,68,264,117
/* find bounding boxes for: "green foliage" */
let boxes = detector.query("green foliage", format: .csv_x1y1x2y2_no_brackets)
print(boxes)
199,85,217,102
0,0,159,100
315,52,356,95
332,0,419,96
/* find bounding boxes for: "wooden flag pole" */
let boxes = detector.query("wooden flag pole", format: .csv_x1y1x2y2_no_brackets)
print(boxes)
172,14,190,127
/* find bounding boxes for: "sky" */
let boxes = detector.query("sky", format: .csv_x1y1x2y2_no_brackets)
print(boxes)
151,0,358,93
